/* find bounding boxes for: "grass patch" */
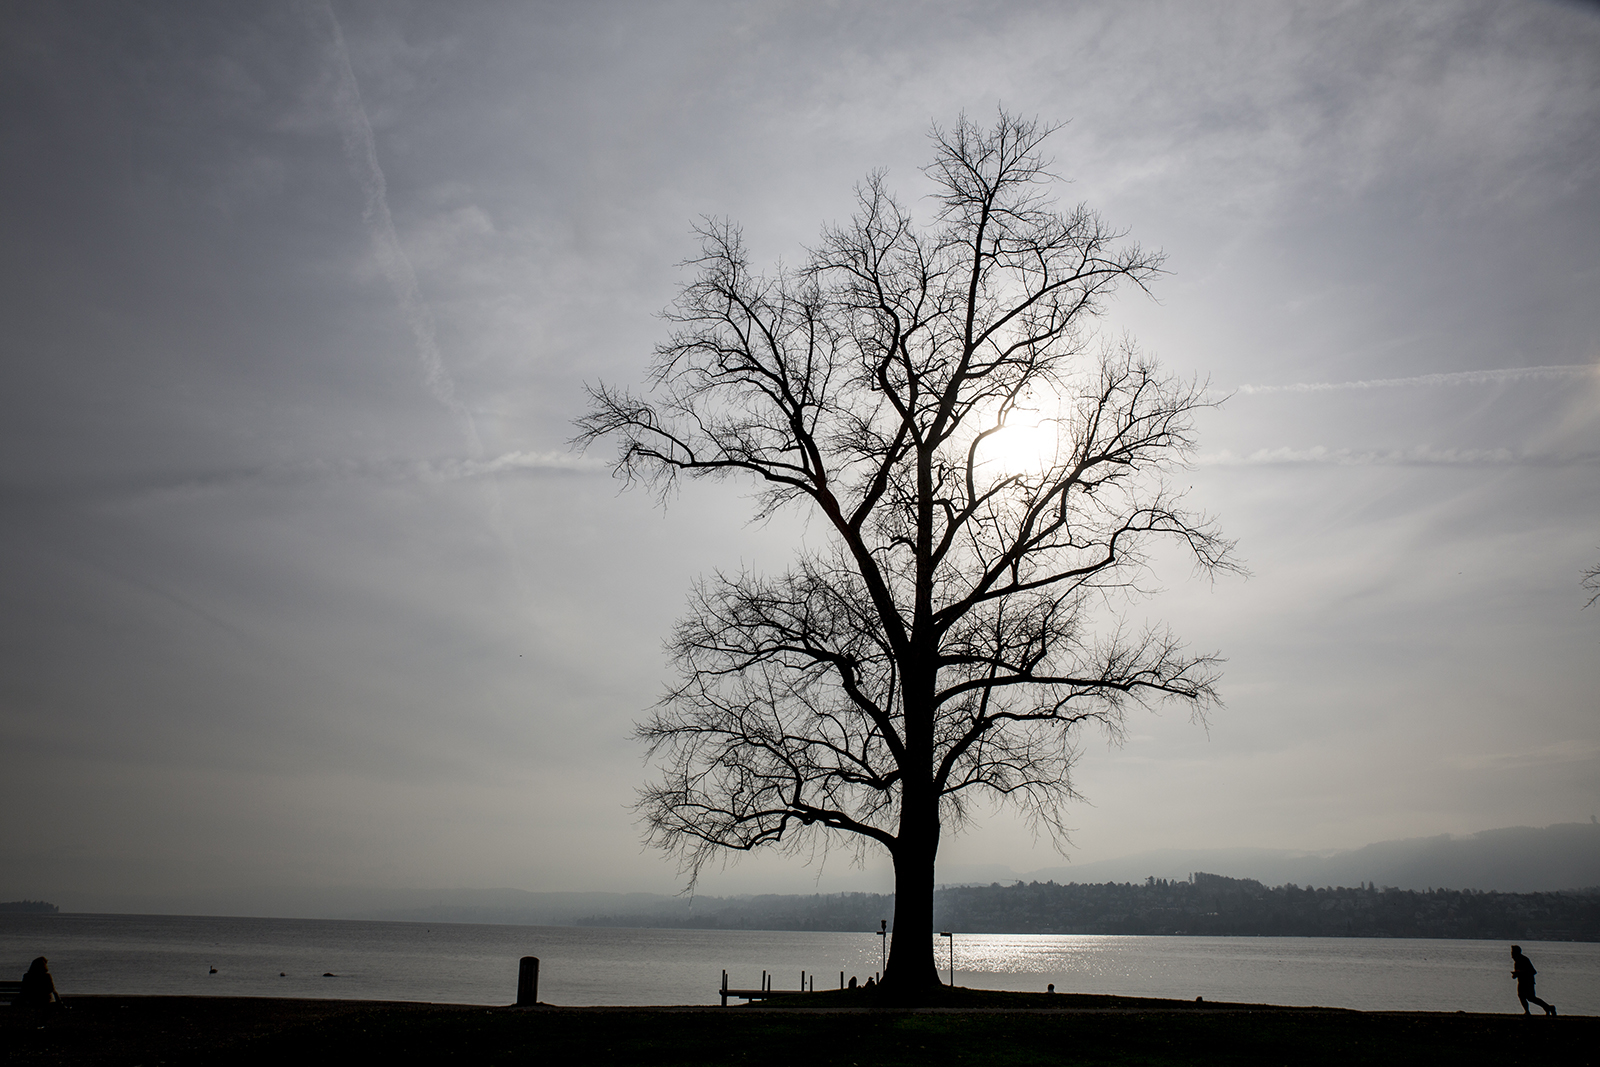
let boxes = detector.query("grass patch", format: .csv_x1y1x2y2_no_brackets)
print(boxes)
236,1005,1595,1066
3,992,1590,1066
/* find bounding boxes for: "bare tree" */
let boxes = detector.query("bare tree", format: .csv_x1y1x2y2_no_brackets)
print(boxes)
577,112,1239,999
1584,558,1600,608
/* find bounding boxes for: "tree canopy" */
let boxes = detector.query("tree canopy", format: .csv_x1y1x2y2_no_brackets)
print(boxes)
577,111,1238,998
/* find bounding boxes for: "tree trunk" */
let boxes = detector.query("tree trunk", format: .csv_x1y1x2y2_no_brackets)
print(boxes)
882,796,942,1000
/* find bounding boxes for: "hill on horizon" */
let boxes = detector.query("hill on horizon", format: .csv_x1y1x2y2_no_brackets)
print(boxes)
26,820,1596,921
981,820,1600,895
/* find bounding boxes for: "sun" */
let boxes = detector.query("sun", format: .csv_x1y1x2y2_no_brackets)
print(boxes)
979,394,1063,477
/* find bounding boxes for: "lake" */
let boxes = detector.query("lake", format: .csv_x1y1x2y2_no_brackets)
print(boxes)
3,913,1596,1014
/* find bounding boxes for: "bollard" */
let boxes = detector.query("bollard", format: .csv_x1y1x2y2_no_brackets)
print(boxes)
516,956,540,1007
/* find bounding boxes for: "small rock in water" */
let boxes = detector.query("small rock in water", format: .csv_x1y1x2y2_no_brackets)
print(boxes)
323,972,336,977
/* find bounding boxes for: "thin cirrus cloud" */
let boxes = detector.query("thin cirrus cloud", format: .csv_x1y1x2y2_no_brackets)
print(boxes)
1194,363,1600,466
43,452,604,507
1197,445,1600,468
1234,364,1598,395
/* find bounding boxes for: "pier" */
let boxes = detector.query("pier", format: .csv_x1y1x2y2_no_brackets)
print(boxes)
718,969,816,1007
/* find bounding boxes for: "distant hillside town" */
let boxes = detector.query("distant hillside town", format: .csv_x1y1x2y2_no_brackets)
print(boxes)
573,875,1600,942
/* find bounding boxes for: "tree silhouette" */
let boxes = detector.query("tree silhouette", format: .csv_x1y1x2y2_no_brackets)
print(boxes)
578,112,1239,998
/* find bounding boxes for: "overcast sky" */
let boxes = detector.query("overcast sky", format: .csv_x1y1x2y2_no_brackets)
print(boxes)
2,0,1597,911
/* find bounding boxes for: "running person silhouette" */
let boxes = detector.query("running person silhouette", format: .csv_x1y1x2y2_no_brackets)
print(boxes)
1510,945,1555,1016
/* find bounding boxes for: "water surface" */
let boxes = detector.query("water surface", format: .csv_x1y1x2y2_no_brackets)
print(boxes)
2,914,1594,1014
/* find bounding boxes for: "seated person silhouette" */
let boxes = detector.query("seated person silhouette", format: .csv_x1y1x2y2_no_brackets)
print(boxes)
19,957,62,1008
1510,945,1554,1016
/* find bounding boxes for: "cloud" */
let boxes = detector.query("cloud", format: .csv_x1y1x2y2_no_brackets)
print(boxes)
5,0,1596,905
1196,444,1600,467
1445,740,1600,773
416,451,605,481
17,452,606,506
1234,364,1597,395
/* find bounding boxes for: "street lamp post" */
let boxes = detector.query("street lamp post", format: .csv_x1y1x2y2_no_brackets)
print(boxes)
939,932,953,987
877,919,887,981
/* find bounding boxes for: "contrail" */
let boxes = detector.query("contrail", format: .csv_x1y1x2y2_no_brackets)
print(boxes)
1235,364,1596,395
17,452,604,511
427,451,607,480
1196,445,1600,467
306,0,481,455
304,1,542,601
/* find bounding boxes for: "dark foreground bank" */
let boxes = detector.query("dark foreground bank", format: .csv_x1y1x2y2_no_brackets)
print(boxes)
2,992,1592,1066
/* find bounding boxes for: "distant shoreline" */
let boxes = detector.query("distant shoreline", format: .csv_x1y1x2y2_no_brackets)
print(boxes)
0,900,59,915
569,876,1600,941
8,892,1599,943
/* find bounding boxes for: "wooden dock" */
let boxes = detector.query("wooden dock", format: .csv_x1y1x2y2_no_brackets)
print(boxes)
719,969,816,1007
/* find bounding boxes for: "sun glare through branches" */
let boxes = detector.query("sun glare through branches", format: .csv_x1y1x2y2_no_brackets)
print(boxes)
974,390,1064,478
